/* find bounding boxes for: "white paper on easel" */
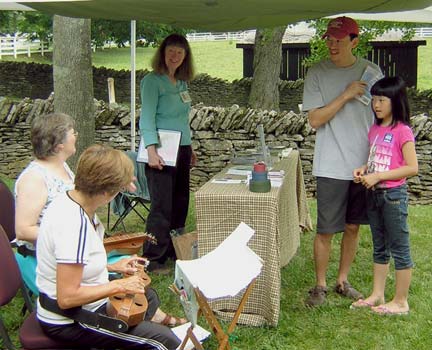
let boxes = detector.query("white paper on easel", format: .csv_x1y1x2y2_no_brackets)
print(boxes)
172,323,211,350
176,222,263,300
137,129,181,166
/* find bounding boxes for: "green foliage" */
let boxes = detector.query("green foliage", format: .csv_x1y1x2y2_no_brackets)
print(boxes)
0,11,52,42
0,11,190,49
17,12,52,42
304,18,416,68
91,19,190,48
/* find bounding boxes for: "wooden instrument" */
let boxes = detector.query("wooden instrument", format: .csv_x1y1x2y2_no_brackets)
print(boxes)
104,232,156,256
106,263,152,327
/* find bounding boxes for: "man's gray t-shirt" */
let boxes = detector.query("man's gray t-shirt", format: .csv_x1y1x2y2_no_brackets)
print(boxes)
302,57,381,180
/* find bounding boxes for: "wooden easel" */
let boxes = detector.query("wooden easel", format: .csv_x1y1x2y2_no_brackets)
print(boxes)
179,278,256,350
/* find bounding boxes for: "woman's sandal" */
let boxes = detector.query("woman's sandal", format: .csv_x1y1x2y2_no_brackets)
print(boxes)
161,314,187,327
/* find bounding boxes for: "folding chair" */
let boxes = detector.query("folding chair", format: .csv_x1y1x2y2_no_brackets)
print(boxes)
0,178,38,307
173,223,263,350
0,178,16,243
0,225,88,350
107,151,151,232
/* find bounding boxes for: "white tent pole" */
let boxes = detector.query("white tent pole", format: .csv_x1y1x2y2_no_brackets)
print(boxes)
130,20,136,152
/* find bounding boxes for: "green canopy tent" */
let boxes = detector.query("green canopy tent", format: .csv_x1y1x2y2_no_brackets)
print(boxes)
3,0,432,149
11,0,432,30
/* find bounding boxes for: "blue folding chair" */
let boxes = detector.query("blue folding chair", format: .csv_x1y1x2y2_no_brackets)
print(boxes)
107,151,151,233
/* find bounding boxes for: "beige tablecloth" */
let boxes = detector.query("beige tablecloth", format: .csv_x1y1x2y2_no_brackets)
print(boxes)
195,150,312,327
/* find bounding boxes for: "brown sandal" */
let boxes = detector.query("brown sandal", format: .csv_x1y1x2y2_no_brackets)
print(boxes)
160,314,187,327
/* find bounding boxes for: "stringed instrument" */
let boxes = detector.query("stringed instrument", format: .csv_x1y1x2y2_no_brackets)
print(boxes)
106,262,152,326
104,232,156,256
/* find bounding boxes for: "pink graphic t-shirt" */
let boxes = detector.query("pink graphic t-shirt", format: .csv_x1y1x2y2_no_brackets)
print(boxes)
366,122,415,189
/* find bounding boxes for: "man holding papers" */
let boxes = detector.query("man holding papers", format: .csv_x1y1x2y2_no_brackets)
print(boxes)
139,33,197,275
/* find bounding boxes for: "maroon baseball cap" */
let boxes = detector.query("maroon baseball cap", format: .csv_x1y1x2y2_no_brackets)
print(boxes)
322,16,359,39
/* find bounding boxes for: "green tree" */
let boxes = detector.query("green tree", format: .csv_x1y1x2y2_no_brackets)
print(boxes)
248,26,285,111
0,11,52,42
90,19,189,48
304,19,416,68
53,15,94,169
1,11,188,48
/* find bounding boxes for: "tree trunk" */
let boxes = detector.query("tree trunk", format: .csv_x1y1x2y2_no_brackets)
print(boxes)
53,15,94,170
248,27,285,111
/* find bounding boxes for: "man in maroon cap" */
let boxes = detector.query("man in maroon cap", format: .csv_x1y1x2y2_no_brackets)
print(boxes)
302,17,382,306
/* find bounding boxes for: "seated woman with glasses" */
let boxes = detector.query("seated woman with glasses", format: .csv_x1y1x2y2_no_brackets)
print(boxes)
15,113,77,295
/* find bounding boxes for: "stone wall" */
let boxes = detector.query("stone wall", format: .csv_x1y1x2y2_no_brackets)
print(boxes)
1,96,431,204
2,61,432,114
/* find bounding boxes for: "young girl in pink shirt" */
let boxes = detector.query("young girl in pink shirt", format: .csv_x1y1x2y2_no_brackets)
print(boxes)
351,76,418,315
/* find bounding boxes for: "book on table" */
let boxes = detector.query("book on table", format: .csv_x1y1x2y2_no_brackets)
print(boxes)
137,129,181,167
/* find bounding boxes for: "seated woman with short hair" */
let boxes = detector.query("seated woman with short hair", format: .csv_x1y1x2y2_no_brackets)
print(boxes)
36,144,183,350
15,112,76,295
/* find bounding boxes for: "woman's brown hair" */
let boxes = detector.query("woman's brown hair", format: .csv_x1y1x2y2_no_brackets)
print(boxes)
151,33,195,82
74,144,134,197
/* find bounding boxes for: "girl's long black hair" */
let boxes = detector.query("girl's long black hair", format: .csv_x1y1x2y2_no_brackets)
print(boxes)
370,76,411,127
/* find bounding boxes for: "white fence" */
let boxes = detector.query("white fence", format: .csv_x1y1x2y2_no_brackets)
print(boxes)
187,28,432,41
415,27,432,38
186,31,255,42
0,35,51,59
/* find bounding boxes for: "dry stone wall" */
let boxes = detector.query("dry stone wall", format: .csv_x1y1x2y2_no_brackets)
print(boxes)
2,61,432,114
0,96,431,204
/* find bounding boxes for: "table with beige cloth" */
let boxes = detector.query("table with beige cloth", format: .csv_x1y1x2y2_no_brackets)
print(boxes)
195,150,313,327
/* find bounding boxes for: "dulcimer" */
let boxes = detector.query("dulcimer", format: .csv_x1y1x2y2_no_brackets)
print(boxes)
104,232,156,256
106,262,152,327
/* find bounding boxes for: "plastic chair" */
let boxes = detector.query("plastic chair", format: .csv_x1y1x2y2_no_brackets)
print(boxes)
0,178,16,243
107,151,150,232
0,225,89,350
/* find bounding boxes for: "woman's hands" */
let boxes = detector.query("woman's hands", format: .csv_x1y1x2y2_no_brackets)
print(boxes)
147,145,165,170
108,255,148,275
111,275,147,295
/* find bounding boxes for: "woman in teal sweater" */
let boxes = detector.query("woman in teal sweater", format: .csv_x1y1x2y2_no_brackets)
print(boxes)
139,33,196,274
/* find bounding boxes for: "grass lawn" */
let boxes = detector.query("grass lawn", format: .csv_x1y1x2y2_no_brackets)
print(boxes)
1,172,432,350
2,39,431,89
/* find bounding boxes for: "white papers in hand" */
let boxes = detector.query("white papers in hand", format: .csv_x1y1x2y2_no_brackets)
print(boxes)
356,66,384,105
176,222,263,300
137,129,181,166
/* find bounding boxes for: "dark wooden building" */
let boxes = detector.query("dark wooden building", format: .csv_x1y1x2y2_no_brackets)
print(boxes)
236,40,426,88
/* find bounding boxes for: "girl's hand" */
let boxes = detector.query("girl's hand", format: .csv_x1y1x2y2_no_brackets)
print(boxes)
361,173,380,189
108,256,148,275
353,165,367,183
112,275,146,295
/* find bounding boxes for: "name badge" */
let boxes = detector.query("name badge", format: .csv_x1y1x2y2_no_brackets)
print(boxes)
180,90,192,103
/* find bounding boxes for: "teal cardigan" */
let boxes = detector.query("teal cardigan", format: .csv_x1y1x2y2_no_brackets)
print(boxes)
139,72,192,147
